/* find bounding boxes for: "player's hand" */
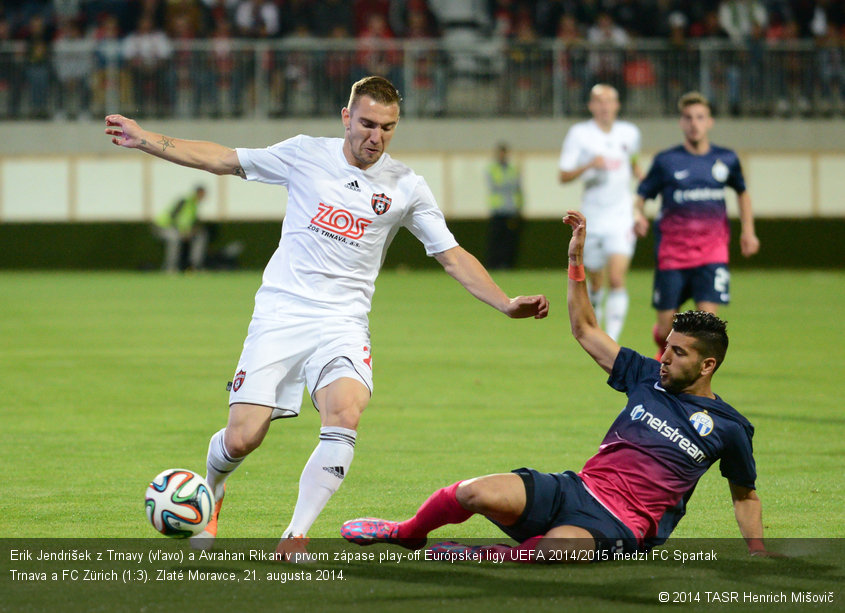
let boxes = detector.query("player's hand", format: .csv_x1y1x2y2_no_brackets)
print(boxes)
504,295,549,319
633,210,649,238
562,210,586,262
105,114,144,149
740,231,760,257
591,155,607,170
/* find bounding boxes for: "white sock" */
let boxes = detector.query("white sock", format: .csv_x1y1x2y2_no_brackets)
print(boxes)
589,286,606,326
283,426,357,538
605,288,629,342
205,428,243,501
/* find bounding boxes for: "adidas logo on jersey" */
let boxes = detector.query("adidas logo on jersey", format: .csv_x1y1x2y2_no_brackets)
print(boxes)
322,466,345,479
344,180,361,192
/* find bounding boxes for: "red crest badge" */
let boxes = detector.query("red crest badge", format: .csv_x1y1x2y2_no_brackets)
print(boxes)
233,369,246,392
371,193,392,215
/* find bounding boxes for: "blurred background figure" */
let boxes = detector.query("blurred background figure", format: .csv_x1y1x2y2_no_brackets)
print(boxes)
0,16,24,119
207,16,242,117
485,142,524,270
52,18,92,120
354,12,403,92
153,185,208,272
169,13,203,118
90,13,129,117
501,11,548,115
122,15,173,116
428,0,493,74
718,0,768,115
234,0,280,37
23,14,53,119
553,13,587,116
586,12,629,103
558,84,641,342
396,2,445,117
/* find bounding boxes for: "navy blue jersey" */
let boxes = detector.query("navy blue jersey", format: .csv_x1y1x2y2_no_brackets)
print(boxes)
578,347,756,544
637,145,746,270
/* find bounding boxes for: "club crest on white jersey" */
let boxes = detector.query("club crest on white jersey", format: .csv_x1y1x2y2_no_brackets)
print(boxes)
233,369,246,392
371,193,392,215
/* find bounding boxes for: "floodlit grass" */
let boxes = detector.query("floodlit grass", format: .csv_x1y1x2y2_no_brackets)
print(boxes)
1,269,842,612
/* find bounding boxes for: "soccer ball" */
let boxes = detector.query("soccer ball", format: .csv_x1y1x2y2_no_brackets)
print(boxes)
145,469,215,538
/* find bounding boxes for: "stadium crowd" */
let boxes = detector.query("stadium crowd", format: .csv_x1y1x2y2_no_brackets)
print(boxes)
4,1,844,42
1,0,844,119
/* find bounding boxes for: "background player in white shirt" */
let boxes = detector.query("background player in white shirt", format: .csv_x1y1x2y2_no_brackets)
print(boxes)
558,84,641,341
104,76,549,560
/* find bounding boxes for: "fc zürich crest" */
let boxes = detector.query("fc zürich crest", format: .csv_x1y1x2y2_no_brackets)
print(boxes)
371,193,392,215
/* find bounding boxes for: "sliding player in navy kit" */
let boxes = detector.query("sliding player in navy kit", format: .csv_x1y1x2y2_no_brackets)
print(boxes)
340,210,776,562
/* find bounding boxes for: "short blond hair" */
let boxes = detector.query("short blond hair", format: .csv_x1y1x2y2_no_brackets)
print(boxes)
347,76,402,112
678,91,711,113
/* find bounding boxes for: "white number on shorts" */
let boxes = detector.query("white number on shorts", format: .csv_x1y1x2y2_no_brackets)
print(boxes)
714,267,730,294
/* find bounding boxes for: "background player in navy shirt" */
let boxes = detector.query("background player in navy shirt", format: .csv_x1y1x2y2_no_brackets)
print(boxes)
340,210,776,562
633,91,760,359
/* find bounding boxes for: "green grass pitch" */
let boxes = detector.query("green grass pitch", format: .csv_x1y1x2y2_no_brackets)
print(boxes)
1,269,843,612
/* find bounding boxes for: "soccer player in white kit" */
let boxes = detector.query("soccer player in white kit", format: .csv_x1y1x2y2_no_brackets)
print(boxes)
558,84,641,341
104,76,549,560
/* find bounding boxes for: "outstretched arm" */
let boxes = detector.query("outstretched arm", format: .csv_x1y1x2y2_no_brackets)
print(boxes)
104,114,243,177
563,211,619,373
729,482,780,557
434,246,549,319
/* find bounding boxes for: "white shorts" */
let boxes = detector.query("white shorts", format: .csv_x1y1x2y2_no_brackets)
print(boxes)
583,226,636,271
228,315,373,419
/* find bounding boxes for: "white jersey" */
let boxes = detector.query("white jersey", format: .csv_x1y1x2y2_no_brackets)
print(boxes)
236,135,458,321
559,119,640,233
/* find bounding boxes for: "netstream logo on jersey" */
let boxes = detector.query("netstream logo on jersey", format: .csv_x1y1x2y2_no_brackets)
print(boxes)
672,186,726,204
310,203,372,240
630,404,707,463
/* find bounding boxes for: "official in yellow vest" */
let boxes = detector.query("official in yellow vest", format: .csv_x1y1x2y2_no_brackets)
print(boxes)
153,185,208,272
485,143,524,269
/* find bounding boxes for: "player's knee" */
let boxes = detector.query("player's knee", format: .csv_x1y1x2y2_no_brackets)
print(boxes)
328,411,362,430
322,401,366,429
455,480,491,513
225,404,272,457
223,426,264,457
317,378,370,429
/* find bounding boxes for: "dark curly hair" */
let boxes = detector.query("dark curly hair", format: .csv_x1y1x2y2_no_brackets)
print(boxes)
672,310,728,371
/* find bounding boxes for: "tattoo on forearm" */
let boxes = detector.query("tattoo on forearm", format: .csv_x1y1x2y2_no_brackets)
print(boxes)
156,136,175,152
233,166,246,178
140,138,147,146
